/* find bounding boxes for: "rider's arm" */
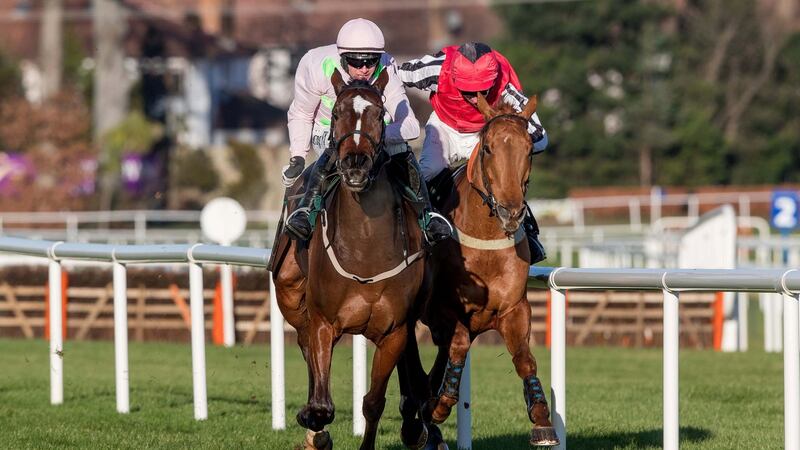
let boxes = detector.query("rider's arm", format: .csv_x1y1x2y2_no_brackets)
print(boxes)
287,52,322,158
397,51,445,92
383,63,420,144
501,83,548,154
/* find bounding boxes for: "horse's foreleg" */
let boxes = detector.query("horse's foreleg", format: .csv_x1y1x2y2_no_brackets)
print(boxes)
297,316,337,433
496,299,559,447
359,326,408,450
398,322,443,449
429,320,470,424
274,245,313,402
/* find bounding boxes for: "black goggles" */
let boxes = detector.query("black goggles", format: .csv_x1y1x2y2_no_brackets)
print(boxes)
461,89,491,98
346,56,381,69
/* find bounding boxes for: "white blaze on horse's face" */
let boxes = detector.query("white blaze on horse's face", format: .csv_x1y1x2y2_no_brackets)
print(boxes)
351,95,373,146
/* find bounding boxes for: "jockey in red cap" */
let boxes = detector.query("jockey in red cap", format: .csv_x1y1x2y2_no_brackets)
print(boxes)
399,42,548,264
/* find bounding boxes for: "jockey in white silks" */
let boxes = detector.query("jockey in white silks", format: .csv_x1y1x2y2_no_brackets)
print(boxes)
282,18,452,244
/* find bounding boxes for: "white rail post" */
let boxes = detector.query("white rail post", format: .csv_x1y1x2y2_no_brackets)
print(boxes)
763,293,775,352
353,334,367,436
688,194,700,223
189,261,208,420
457,351,472,450
269,272,286,430
738,195,750,218
48,258,63,405
773,294,783,353
66,215,78,242
220,264,235,347
650,187,662,225
663,289,679,450
738,293,748,351
134,212,146,244
783,292,799,450
629,198,642,232
572,201,584,232
113,261,130,413
550,288,567,450
559,243,573,268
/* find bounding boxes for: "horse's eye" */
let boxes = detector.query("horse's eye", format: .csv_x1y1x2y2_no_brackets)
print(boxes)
483,144,491,154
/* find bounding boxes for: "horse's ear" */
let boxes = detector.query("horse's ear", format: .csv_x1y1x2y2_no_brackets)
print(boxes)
373,68,389,94
520,95,538,121
331,69,346,96
476,92,497,120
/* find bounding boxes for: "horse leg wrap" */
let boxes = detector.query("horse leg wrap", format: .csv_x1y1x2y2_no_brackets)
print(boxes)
438,359,465,400
523,375,549,423
523,375,559,445
430,359,464,423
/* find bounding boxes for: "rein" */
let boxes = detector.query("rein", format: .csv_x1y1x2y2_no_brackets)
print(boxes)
470,114,534,221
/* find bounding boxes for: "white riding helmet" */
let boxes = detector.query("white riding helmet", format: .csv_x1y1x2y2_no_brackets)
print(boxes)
336,18,385,56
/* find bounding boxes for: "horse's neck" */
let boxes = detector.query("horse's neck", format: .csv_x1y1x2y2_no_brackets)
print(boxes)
452,162,507,239
333,172,399,239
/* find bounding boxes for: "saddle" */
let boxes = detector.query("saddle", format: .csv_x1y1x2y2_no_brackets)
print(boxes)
267,166,340,275
427,165,466,212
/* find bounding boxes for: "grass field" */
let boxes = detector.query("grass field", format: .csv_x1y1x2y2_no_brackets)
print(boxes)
0,334,784,449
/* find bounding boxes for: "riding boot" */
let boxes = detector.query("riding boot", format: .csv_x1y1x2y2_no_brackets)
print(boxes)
285,148,335,241
399,152,453,245
523,206,546,264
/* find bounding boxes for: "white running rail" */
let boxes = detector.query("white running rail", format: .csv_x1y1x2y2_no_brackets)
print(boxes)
1,236,799,449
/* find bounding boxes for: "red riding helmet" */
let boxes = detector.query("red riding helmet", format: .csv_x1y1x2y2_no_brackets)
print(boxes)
451,42,500,92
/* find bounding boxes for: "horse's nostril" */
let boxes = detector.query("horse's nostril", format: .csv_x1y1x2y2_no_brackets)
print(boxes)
342,154,372,172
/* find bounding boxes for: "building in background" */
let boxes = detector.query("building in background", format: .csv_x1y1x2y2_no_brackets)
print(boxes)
0,0,504,148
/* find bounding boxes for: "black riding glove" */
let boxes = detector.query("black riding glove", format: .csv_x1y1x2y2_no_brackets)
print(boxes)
282,156,305,187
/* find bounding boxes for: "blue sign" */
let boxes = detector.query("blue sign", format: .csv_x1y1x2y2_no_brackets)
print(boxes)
771,190,800,231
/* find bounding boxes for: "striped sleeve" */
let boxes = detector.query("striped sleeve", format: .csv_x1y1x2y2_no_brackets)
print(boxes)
397,51,445,92
501,83,548,154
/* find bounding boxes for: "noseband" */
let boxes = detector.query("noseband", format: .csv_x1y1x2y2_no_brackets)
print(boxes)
328,83,388,186
471,114,534,220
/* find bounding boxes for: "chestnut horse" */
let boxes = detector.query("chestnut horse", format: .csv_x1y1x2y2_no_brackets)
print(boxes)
270,69,428,450
401,94,559,447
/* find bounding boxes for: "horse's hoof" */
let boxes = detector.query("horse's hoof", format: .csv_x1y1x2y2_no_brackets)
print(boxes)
303,430,333,450
401,418,428,449
423,424,448,450
430,395,458,424
529,426,559,447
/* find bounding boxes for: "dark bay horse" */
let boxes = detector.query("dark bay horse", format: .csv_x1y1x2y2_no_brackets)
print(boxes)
402,94,559,447
271,69,428,450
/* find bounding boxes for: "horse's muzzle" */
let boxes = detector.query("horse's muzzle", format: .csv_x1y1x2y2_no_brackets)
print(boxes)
339,153,373,191
497,204,525,234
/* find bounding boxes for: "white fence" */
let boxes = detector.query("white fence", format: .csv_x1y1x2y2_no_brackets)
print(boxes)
0,210,281,246
537,188,772,231
1,236,800,450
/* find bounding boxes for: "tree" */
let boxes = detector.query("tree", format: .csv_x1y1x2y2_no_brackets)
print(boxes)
494,0,671,197
493,0,800,196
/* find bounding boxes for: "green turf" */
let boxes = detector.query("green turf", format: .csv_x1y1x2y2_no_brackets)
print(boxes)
0,338,783,449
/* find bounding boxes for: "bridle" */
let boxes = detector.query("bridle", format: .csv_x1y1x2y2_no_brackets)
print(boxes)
328,82,388,186
471,114,534,221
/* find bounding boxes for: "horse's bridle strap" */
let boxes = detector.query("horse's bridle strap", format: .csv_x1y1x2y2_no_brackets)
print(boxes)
320,210,424,284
